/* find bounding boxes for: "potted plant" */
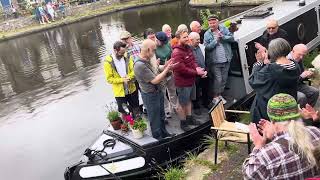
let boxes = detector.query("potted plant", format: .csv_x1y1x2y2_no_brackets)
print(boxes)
107,110,122,130
131,118,147,139
120,122,129,133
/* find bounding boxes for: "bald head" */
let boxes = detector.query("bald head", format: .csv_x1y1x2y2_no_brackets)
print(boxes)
292,44,308,62
140,39,156,60
189,32,200,47
266,19,279,35
190,21,201,33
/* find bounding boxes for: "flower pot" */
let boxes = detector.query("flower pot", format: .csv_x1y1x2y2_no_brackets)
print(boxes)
132,129,144,139
111,119,122,130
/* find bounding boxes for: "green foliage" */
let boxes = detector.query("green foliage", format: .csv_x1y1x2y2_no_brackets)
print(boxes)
20,0,33,14
202,135,215,149
304,48,319,68
163,166,186,180
107,111,120,122
132,118,147,132
185,151,219,172
200,9,221,30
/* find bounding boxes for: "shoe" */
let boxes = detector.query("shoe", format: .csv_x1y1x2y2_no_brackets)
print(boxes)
186,115,201,125
219,96,227,105
163,133,176,139
180,120,191,132
194,108,201,115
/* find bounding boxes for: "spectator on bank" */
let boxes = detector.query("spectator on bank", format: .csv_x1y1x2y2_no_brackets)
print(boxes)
162,24,173,40
249,38,300,124
104,41,140,119
287,44,319,107
189,32,209,113
134,39,176,140
120,30,140,62
204,14,234,104
243,93,320,179
171,24,188,47
155,31,178,119
37,4,50,24
190,21,206,44
172,29,206,131
46,2,55,22
258,19,289,48
58,1,66,17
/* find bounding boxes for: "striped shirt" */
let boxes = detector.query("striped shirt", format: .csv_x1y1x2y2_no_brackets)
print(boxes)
279,61,296,70
243,126,320,180
252,61,296,70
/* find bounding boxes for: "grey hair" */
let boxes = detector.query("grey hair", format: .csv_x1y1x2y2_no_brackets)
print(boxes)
175,29,188,39
268,38,291,62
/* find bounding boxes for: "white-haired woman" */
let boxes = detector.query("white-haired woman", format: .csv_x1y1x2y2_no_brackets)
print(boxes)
243,93,320,179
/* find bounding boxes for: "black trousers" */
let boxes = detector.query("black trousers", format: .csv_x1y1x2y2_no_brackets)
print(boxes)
115,90,139,114
192,77,209,109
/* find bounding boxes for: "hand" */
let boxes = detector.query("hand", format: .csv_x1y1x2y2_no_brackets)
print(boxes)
201,71,208,78
254,42,266,51
123,77,130,83
249,123,267,149
300,104,319,121
257,119,274,139
300,70,313,78
156,58,160,66
255,50,266,62
166,61,179,71
196,67,205,76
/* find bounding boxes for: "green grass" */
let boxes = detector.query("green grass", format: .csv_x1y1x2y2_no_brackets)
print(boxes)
162,166,186,180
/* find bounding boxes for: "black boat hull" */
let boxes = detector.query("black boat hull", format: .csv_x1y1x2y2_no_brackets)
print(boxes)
64,92,255,180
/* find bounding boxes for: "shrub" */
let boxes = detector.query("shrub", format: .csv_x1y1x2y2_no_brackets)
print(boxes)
304,48,319,68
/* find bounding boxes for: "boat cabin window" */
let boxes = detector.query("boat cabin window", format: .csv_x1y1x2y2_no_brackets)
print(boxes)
229,42,243,77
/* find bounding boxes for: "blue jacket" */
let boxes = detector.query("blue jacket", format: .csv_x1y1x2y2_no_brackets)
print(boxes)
204,24,234,65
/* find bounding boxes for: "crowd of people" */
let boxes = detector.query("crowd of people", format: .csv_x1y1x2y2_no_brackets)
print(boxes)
104,15,320,178
104,14,235,139
34,1,66,24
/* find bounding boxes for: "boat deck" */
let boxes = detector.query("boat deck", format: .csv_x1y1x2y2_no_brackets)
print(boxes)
108,106,211,146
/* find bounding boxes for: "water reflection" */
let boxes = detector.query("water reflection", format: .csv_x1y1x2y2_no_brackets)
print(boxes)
0,1,251,179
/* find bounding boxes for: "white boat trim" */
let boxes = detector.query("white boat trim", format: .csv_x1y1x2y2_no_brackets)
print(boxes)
79,156,145,178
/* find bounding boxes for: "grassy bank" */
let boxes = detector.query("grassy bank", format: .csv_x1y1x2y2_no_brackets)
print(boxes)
0,0,178,42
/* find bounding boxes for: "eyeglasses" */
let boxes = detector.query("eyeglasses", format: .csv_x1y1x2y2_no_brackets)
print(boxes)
267,26,278,30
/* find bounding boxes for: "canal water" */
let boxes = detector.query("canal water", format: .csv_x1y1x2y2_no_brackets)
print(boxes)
0,1,250,179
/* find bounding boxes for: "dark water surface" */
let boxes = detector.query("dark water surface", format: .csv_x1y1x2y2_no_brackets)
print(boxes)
0,1,250,179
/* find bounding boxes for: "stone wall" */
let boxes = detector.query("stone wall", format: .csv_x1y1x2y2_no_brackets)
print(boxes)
189,0,270,7
0,0,119,33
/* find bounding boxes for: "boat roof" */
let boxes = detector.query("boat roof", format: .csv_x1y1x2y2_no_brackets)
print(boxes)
227,0,320,43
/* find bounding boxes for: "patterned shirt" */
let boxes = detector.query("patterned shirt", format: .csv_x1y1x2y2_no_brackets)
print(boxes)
127,43,140,62
243,126,320,180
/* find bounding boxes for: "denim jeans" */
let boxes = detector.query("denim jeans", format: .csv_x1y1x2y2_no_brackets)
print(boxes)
141,91,168,139
211,62,230,96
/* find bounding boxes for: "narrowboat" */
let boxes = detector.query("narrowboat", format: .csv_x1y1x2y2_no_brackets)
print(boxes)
64,0,320,179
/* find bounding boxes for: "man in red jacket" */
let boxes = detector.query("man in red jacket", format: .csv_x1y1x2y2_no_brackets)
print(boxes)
172,29,207,131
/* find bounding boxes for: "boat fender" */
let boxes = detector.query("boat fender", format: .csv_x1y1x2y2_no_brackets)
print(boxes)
297,23,305,41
